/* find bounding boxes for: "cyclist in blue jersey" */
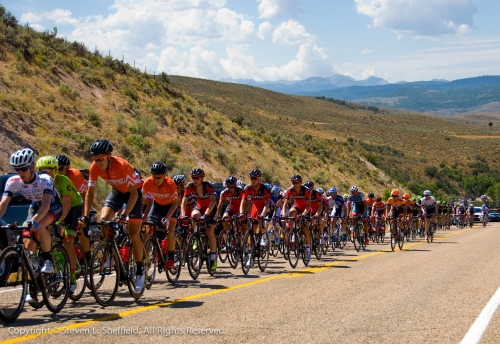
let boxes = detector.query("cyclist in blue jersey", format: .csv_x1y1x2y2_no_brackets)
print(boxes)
347,186,369,245
327,187,347,241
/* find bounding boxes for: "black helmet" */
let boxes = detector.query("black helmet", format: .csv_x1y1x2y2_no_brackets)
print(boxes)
173,175,186,185
90,139,113,156
225,176,237,186
191,168,205,178
55,154,70,166
150,161,167,175
249,169,262,178
368,192,374,198
304,180,314,188
291,174,302,182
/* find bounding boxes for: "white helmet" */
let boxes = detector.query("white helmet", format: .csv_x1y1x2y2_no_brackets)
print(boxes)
10,148,36,169
350,185,358,192
423,190,431,196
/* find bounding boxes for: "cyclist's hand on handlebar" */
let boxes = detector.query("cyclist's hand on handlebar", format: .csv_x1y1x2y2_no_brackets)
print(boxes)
78,216,89,228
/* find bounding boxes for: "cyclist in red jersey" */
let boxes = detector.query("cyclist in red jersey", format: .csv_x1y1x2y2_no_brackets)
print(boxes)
239,169,271,247
281,174,312,261
216,176,244,231
180,168,218,271
142,161,178,270
78,139,146,292
305,181,324,245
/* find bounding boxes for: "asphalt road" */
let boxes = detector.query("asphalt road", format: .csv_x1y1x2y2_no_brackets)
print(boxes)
1,223,500,344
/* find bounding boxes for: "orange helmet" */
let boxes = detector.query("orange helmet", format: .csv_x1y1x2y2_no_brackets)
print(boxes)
403,192,410,199
391,189,400,197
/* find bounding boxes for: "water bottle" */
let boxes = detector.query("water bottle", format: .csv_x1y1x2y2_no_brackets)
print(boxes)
161,239,168,255
119,245,129,262
27,251,39,273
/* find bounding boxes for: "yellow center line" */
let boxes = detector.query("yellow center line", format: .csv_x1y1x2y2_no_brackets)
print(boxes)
1,227,474,344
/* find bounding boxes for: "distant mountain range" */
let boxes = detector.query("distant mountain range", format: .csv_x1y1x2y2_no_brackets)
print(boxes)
224,75,500,115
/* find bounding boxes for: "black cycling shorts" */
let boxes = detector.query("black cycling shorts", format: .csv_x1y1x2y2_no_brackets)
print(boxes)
103,187,143,219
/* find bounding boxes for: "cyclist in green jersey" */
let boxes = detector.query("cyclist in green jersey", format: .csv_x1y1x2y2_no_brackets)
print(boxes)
37,156,83,293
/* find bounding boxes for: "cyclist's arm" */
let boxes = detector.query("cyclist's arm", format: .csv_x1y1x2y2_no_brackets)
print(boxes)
31,193,53,224
180,196,188,217
59,194,72,223
205,194,217,216
0,195,12,218
83,185,96,218
261,199,270,217
215,199,224,218
143,198,153,219
303,199,311,216
122,185,138,216
281,199,289,217
315,200,323,216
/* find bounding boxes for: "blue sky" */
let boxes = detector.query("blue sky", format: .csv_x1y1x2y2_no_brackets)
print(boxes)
4,0,500,83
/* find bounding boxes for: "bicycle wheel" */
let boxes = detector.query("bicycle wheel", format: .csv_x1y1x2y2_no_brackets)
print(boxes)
89,242,120,307
269,231,279,257
353,227,361,252
187,234,201,280
390,227,396,252
0,247,27,323
226,231,238,269
321,230,329,255
69,241,87,301
282,230,289,260
241,231,254,275
42,243,70,313
166,238,182,283
300,235,310,267
359,228,366,251
27,283,44,309
398,231,404,250
217,230,228,263
143,236,156,289
127,239,148,299
287,231,299,269
257,232,269,272
313,234,322,260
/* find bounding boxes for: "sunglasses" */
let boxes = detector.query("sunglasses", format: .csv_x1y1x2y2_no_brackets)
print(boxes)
92,155,109,163
250,177,259,180
292,181,301,185
192,176,201,180
15,166,30,172
153,176,163,180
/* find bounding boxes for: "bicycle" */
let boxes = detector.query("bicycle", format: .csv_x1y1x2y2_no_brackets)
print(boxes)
482,214,488,227
330,217,347,250
142,221,182,285
373,216,385,243
87,220,148,307
310,215,322,260
284,215,309,269
241,216,270,275
388,217,404,251
224,215,244,269
0,224,70,323
352,215,367,252
185,217,217,279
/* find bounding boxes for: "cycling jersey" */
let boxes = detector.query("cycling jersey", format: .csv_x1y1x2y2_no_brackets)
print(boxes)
88,156,142,193
285,186,311,212
66,168,88,194
481,204,489,214
387,197,406,216
54,174,82,208
242,184,271,211
309,189,323,214
184,181,216,213
3,173,58,205
348,192,366,216
220,187,244,214
328,195,345,217
405,199,415,212
142,176,178,206
420,196,436,208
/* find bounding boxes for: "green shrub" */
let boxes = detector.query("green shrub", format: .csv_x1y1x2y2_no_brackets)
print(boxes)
125,134,150,151
123,85,138,101
166,141,181,154
83,107,102,127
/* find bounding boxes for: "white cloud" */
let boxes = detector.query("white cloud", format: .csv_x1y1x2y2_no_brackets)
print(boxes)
257,21,273,40
362,48,373,54
272,20,314,45
355,0,477,37
361,68,375,79
30,24,45,32
257,0,302,19
21,9,79,27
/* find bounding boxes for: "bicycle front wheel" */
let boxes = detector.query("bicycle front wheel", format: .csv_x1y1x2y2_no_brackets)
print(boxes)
241,231,254,275
89,242,120,307
398,231,404,250
143,236,156,289
69,241,87,301
126,241,148,299
287,231,299,269
0,247,27,323
257,232,269,272
166,238,182,284
217,230,228,263
42,243,70,313
187,234,202,280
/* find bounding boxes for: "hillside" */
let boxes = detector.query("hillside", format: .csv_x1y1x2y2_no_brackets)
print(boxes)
1,6,500,203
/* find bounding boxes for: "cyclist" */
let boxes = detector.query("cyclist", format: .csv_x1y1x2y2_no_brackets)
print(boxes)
386,189,407,242
142,161,178,270
481,196,489,225
216,176,244,232
239,169,271,245
366,192,376,232
420,190,438,240
78,139,145,292
0,149,62,275
327,187,347,242
270,185,284,245
36,156,82,293
456,202,466,227
371,195,386,233
466,203,475,227
281,174,312,261
347,186,369,245
403,193,414,234
305,181,324,245
181,168,217,271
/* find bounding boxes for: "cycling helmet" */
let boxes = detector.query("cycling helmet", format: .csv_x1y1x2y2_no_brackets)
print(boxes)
249,169,262,178
403,192,410,199
36,156,58,170
375,195,382,202
173,175,186,185
350,185,358,192
271,185,281,194
391,189,400,197
150,161,167,175
90,139,113,156
343,194,349,199
368,192,374,198
291,174,302,182
423,190,431,196
191,168,205,178
264,182,271,191
134,167,142,179
225,176,237,186
316,187,324,195
327,187,338,196
10,148,36,169
236,180,245,189
55,154,70,166
304,181,314,188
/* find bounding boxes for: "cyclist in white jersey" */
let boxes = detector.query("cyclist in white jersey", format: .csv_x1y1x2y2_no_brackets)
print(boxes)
420,190,438,240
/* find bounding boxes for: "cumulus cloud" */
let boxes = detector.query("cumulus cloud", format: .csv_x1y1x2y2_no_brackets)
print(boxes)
257,0,302,19
362,48,373,54
272,20,314,45
355,0,477,37
21,9,79,27
257,21,273,40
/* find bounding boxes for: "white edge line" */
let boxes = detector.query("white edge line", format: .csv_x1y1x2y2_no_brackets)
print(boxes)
460,286,500,344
